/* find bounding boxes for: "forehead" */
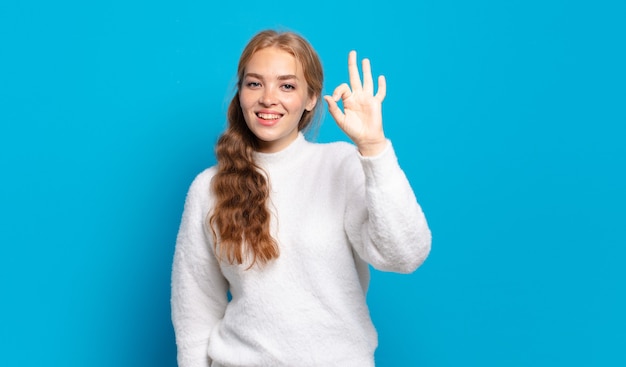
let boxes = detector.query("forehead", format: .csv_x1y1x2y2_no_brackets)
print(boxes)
245,47,303,77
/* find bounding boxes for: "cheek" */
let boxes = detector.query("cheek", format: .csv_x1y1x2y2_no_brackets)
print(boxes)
239,91,255,111
284,93,308,111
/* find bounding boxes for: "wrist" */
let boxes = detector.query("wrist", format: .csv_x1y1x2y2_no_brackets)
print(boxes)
357,139,388,157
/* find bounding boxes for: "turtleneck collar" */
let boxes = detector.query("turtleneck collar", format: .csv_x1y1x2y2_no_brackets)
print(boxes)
253,132,307,167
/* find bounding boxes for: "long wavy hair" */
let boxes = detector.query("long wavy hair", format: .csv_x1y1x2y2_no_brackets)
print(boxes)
208,30,324,267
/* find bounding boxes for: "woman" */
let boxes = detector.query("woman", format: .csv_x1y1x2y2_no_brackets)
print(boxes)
171,29,431,367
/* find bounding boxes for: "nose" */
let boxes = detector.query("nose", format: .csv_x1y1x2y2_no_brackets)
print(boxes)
259,87,277,106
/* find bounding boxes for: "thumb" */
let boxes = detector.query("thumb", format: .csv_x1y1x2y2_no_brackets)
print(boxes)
324,95,344,125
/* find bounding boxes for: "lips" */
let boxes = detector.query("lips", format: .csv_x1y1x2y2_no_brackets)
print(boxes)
256,112,283,126
257,113,282,120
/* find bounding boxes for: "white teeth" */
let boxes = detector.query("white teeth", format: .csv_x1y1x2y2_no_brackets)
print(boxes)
257,113,281,120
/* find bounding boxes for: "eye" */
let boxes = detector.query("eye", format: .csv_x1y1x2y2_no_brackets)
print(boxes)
281,84,295,91
246,81,261,88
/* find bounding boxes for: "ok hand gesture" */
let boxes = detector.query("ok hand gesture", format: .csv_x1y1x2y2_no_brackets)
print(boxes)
324,51,387,156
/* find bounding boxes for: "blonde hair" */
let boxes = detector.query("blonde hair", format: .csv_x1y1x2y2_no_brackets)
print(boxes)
208,30,324,267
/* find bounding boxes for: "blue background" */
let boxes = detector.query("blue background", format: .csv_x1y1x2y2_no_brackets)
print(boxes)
1,0,624,366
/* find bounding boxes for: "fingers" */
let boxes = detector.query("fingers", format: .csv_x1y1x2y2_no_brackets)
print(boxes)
347,50,362,92
375,75,387,102
324,95,344,124
362,58,373,94
331,83,352,102
346,50,383,98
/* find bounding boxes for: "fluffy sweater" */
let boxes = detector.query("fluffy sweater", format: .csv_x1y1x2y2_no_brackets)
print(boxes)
171,133,431,367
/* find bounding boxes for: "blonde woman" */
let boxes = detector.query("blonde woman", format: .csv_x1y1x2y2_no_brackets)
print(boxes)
171,29,431,367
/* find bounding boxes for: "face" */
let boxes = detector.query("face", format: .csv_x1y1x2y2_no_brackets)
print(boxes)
239,47,317,153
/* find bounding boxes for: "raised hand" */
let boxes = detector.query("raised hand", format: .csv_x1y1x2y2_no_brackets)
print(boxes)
324,50,387,156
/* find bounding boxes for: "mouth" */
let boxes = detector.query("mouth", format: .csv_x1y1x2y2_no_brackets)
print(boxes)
256,112,283,126
256,112,283,121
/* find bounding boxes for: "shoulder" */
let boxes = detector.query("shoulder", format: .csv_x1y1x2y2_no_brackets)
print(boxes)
308,139,354,151
305,139,358,162
303,139,363,180
190,166,218,189
183,166,218,206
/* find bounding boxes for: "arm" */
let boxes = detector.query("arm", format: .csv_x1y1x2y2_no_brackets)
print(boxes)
171,173,229,367
344,142,432,273
327,50,430,272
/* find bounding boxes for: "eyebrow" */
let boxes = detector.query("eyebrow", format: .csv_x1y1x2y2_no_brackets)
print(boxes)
244,72,298,81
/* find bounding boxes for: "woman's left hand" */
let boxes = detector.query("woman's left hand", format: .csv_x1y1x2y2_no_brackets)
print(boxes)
325,50,387,156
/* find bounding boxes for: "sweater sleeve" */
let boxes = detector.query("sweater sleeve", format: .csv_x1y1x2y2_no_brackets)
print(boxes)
344,141,432,273
171,172,229,367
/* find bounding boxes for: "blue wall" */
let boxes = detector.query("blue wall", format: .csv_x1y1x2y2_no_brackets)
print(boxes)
1,0,624,366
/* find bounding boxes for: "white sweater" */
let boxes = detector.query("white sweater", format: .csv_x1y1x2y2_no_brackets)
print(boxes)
171,133,431,367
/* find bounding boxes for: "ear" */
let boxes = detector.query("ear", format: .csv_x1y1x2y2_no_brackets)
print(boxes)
305,94,318,112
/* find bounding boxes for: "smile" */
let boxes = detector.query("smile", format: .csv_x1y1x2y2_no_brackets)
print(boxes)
257,113,282,120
